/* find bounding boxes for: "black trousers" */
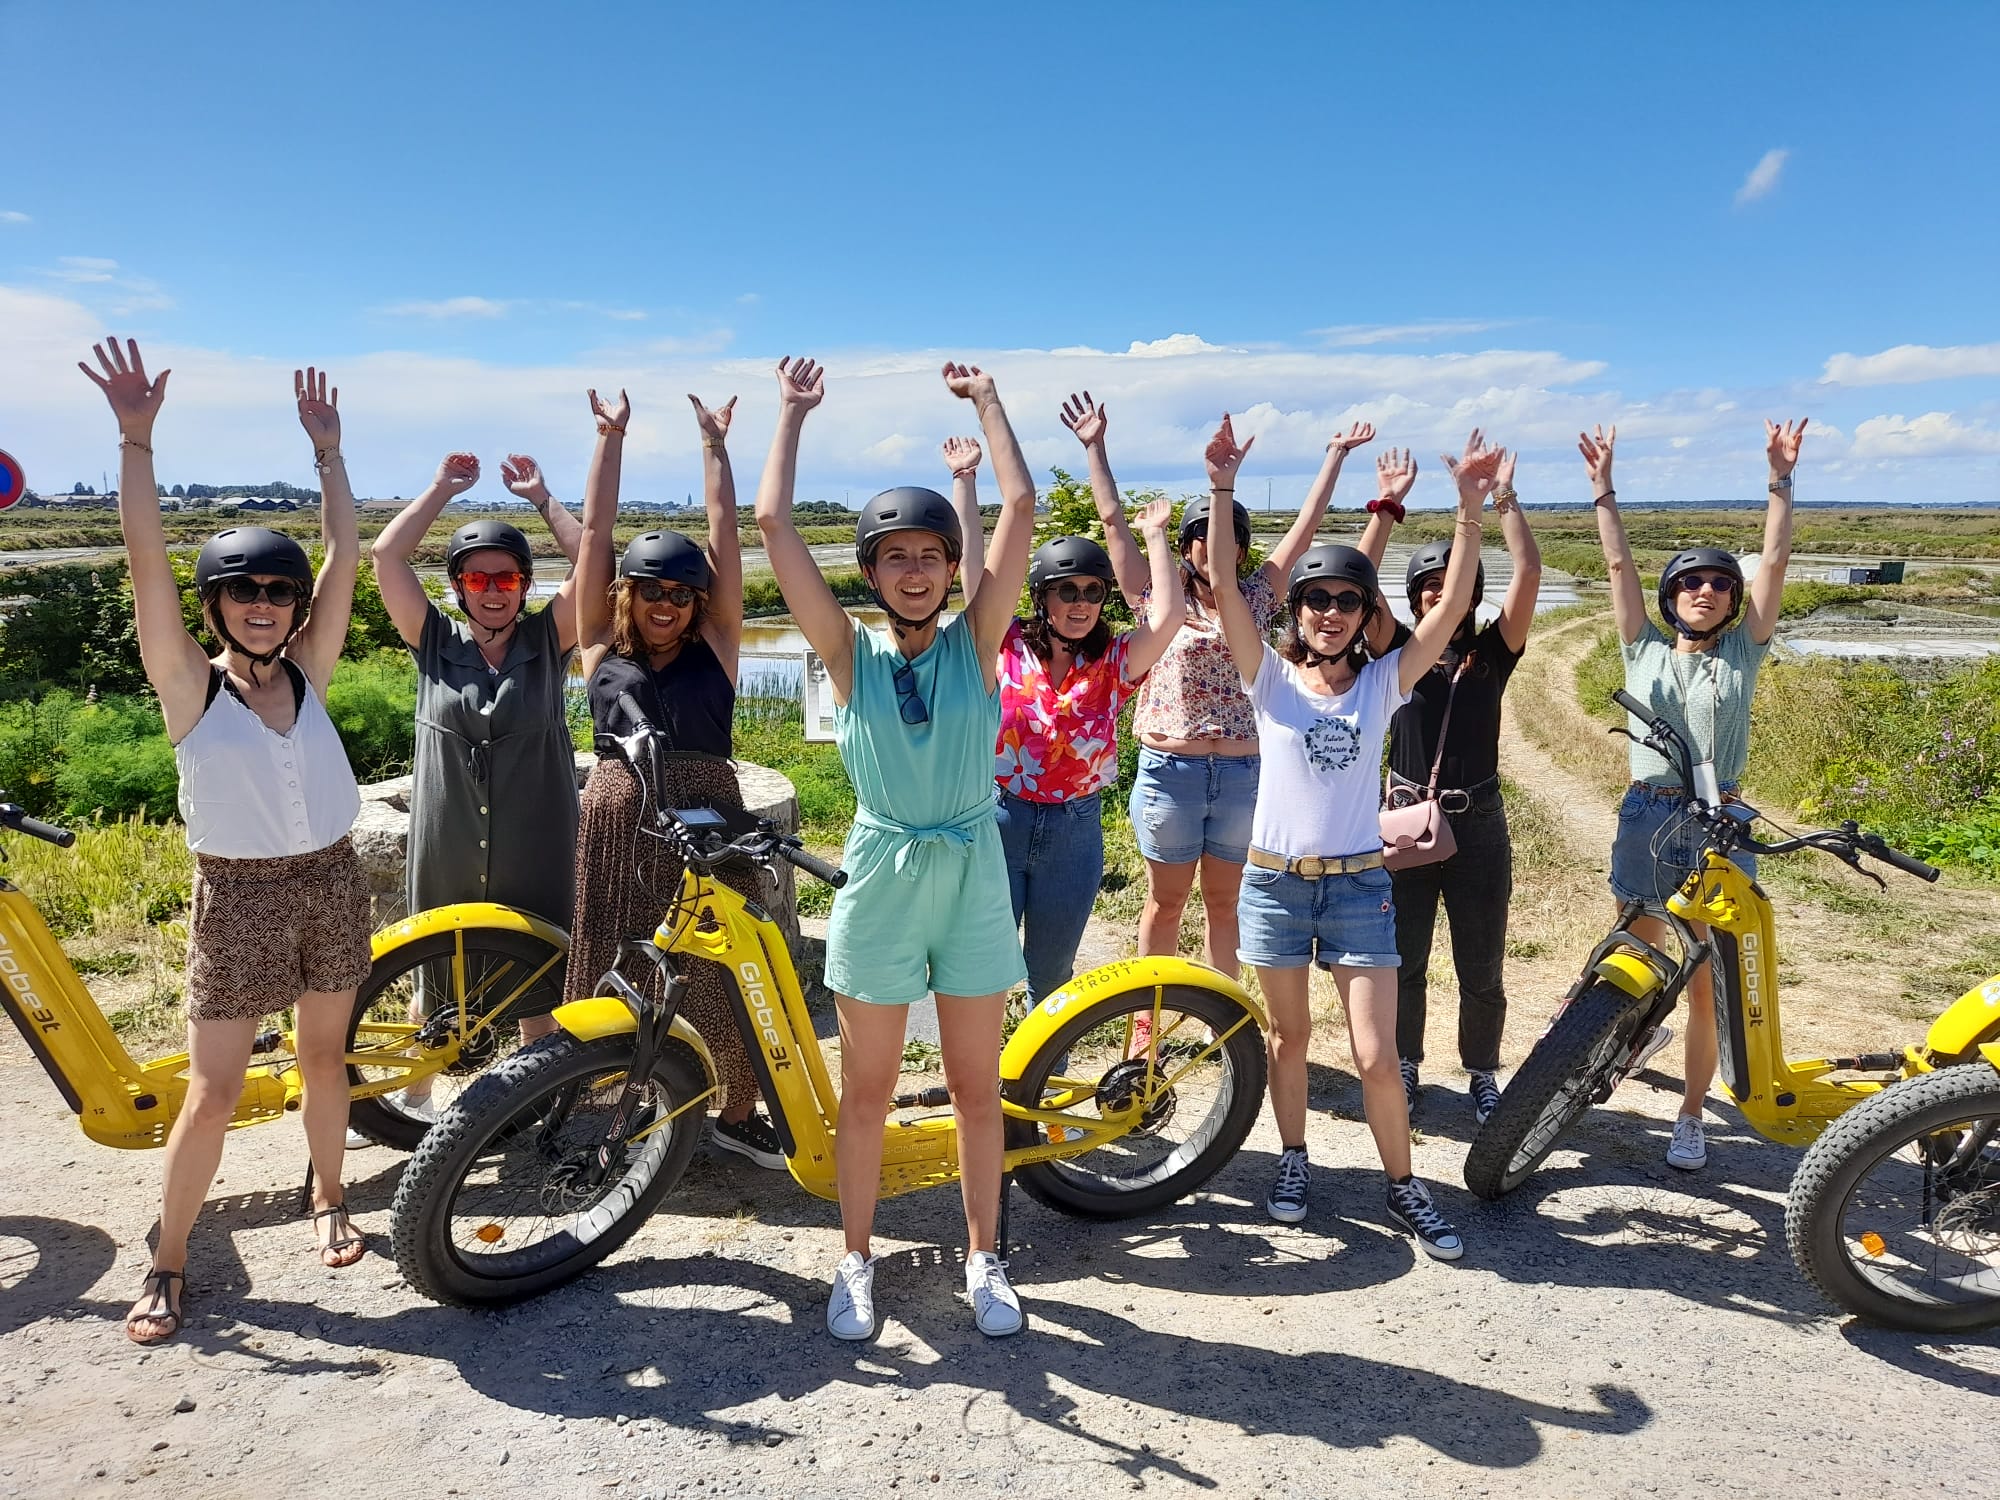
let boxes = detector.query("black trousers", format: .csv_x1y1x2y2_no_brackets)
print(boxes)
1392,796,1512,1074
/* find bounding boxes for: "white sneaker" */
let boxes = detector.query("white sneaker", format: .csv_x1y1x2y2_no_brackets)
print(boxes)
1628,1024,1674,1076
344,1126,372,1150
394,1090,440,1125
826,1251,877,1340
1666,1113,1708,1170
965,1250,1023,1337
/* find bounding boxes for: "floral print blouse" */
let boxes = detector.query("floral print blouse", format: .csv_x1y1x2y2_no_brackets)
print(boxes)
995,618,1140,802
1131,570,1277,743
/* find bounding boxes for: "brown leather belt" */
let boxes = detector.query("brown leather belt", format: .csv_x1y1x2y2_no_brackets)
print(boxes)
1246,846,1384,879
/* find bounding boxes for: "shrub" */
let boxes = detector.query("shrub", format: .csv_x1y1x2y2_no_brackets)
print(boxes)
50,697,179,821
324,650,420,781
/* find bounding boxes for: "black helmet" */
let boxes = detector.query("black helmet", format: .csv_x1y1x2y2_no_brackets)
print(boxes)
854,486,962,570
194,527,313,596
1287,543,1379,609
1178,493,1250,551
1029,535,1115,594
1404,537,1486,616
445,520,533,577
620,530,711,591
1658,547,1744,639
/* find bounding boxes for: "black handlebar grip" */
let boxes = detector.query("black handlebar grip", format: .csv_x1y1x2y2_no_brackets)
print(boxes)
616,691,648,731
1611,689,1653,721
780,841,848,889
1865,838,1941,883
16,815,76,848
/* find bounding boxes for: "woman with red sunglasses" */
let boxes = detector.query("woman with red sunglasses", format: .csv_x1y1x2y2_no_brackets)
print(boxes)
1587,417,1806,1172
366,424,597,1135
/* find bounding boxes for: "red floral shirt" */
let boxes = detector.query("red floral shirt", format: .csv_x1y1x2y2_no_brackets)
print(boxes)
994,619,1140,802
1131,570,1278,742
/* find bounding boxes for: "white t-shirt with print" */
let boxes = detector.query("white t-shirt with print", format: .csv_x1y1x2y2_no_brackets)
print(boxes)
1248,644,1408,860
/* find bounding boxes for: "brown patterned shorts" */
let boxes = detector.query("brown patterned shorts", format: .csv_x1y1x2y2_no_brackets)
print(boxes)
186,836,375,1022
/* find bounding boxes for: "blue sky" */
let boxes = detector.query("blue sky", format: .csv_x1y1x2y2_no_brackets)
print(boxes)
5,0,1999,507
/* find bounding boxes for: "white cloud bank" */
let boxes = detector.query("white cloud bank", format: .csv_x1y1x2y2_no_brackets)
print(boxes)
379,296,512,319
0,210,30,225
1851,412,2000,458
1822,341,2000,387
1735,148,1790,205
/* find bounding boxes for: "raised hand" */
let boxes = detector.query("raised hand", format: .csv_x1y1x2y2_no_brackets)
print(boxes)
942,361,997,406
1577,424,1616,493
1327,421,1375,454
78,336,169,438
942,435,983,475
588,387,631,433
1375,447,1418,506
1495,447,1518,495
1440,429,1504,500
688,393,737,444
295,367,339,452
1134,495,1173,539
1204,413,1256,488
1766,417,1808,476
1060,391,1108,446
776,357,825,413
434,452,481,497
501,454,551,505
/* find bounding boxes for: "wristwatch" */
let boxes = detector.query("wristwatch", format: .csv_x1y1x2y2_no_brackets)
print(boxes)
1768,474,1794,493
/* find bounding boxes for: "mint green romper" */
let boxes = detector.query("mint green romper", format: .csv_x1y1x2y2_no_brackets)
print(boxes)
825,612,1027,1005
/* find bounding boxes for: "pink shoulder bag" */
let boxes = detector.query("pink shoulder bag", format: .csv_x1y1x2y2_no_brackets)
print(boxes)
1379,657,1469,872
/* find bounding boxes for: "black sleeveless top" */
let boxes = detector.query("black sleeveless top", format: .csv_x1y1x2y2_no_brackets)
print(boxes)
587,635,734,757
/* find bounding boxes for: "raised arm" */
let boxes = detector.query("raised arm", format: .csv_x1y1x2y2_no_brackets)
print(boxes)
80,337,210,738
370,452,481,647
1200,416,1267,688
1257,421,1374,587
1060,393,1148,605
1491,449,1541,654
501,450,587,651
285,367,359,694
689,392,744,665
952,363,1037,675
1581,425,1647,644
1359,447,1417,656
941,435,985,608
1119,497,1187,680
753,357,854,697
572,389,628,677
1743,418,1805,644
1401,433,1497,693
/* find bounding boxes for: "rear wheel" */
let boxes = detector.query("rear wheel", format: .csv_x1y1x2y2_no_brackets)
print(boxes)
1786,1063,2000,1332
1464,982,1651,1200
1004,983,1266,1219
345,926,568,1151
390,1032,709,1307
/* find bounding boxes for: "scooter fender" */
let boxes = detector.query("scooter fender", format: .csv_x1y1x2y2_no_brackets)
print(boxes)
1593,951,1667,1001
999,956,1266,1084
1922,973,2000,1061
549,997,721,1094
369,901,570,961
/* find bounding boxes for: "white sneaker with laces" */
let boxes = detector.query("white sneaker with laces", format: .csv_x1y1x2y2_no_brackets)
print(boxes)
965,1250,1023,1337
344,1126,372,1150
826,1251,877,1340
1666,1113,1708,1170
1628,1023,1674,1076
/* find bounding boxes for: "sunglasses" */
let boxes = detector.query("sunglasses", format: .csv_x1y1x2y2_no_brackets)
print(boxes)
460,570,526,594
1675,572,1738,595
1299,587,1367,616
634,581,697,607
222,579,304,607
892,660,930,726
1047,580,1107,606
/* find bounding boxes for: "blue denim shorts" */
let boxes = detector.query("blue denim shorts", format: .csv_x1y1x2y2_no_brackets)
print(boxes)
1237,861,1400,970
1127,748,1261,865
1608,783,1758,907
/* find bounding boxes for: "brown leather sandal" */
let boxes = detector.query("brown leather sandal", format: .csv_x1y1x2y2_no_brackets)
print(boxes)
125,1268,185,1346
309,1203,366,1268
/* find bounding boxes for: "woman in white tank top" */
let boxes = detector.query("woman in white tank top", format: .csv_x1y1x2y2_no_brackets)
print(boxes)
82,339,374,1346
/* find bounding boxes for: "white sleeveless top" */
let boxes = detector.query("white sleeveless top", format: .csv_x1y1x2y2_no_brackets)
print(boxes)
175,665,362,858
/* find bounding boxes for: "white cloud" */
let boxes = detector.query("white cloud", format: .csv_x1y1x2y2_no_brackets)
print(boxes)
605,308,647,322
1851,411,2000,458
378,296,512,319
39,257,173,313
1735,148,1790,205
0,210,30,225
1821,341,2000,387
1122,333,1227,358
49,256,120,283
1312,319,1514,347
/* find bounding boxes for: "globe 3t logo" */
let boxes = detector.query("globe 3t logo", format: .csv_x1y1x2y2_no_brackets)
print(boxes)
1739,931,1766,1024
0,936,61,1034
737,961,792,1072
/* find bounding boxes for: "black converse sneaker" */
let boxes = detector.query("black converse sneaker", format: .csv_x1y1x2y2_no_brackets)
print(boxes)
712,1111,786,1170
1467,1070,1501,1125
1386,1176,1464,1261
1266,1146,1310,1224
1400,1058,1421,1113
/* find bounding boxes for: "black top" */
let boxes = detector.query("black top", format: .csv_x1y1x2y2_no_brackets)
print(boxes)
1386,620,1523,789
588,635,734,758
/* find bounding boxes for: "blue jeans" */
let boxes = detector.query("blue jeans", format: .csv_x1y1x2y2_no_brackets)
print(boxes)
1127,748,1261,864
1608,783,1758,906
995,789,1104,1006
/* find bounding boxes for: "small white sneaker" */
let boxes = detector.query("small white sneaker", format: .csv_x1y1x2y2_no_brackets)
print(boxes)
826,1251,877,1340
395,1090,440,1125
343,1126,373,1150
1666,1113,1708,1170
965,1250,1023,1337
1628,1023,1674,1076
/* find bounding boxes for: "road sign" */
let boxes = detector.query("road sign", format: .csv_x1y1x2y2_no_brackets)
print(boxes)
0,450,23,512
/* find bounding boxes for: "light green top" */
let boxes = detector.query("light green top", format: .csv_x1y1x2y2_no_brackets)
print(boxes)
1619,620,1771,786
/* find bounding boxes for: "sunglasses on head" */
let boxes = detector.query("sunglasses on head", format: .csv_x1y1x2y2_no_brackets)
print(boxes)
222,578,304,607
634,581,697,607
1299,587,1367,616
892,660,930,726
1047,580,1107,606
459,569,526,594
1675,571,1738,595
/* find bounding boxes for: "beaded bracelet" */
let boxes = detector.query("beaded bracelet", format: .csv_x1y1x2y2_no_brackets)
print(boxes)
119,436,154,455
598,422,627,437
